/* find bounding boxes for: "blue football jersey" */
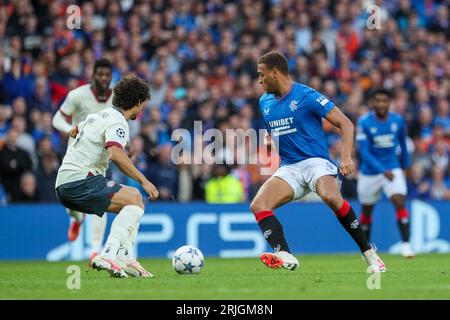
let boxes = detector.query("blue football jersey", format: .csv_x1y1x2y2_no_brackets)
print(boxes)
259,82,335,166
356,112,411,175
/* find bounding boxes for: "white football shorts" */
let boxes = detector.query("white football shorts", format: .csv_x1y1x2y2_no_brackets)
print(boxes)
357,168,407,205
273,157,339,200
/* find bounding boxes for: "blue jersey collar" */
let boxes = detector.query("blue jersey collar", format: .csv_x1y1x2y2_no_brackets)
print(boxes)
276,82,294,102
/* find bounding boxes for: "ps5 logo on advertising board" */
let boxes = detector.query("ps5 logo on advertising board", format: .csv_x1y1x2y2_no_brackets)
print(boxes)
136,213,267,258
47,212,267,261
46,200,450,261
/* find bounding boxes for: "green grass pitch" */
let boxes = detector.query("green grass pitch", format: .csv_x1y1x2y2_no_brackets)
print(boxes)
1,253,450,300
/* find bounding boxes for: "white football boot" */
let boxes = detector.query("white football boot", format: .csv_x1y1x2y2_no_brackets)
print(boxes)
89,253,128,278
401,242,415,259
117,258,154,278
363,248,387,273
260,251,299,270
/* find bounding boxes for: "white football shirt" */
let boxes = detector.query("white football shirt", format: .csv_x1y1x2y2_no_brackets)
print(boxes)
59,84,113,127
55,107,129,188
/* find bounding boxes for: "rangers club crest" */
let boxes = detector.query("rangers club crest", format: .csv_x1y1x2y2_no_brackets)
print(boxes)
289,100,299,112
391,123,398,132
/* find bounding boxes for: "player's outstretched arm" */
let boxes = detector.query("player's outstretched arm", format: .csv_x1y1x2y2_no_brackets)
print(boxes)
325,106,355,176
107,146,159,200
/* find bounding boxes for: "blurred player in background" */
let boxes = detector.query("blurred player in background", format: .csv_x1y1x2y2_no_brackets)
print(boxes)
251,51,386,273
356,88,414,258
55,75,158,278
52,58,113,256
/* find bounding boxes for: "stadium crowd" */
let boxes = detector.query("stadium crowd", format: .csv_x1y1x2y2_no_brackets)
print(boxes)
0,0,449,204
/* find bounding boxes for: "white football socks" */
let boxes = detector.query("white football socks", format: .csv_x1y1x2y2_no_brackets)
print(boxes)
117,221,139,261
101,205,144,260
67,208,84,223
91,213,107,255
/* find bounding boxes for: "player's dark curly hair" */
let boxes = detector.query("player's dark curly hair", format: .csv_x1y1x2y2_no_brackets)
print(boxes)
258,51,289,75
93,58,113,72
113,75,151,110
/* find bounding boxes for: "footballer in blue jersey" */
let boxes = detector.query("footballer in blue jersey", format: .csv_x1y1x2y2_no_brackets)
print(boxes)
356,88,414,258
259,82,334,166
250,51,386,272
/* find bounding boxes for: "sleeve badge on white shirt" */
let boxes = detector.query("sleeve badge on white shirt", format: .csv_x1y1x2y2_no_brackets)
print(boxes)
116,128,125,138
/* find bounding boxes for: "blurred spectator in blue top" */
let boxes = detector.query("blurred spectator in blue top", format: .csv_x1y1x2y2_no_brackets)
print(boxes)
1,58,34,104
434,98,449,135
0,105,12,141
407,162,431,199
27,77,53,113
147,143,179,201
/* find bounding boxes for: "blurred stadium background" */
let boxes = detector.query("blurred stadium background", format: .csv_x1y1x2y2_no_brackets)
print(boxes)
0,0,449,261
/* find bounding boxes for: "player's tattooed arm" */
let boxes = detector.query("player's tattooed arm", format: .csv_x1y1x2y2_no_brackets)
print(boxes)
324,106,355,176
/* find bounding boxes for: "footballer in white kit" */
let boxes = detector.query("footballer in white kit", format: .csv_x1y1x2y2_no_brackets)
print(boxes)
52,59,114,255
56,75,159,278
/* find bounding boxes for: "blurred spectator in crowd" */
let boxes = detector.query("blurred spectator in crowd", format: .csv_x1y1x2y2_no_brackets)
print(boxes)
205,163,244,203
434,98,449,135
429,166,450,200
148,71,168,109
407,162,431,199
11,171,40,203
27,77,53,113
10,115,35,162
140,107,170,160
192,163,213,201
34,151,59,202
430,139,449,169
147,143,179,201
0,104,12,141
31,112,64,155
1,58,34,104
0,129,33,201
0,182,7,206
35,135,57,162
0,0,448,203
11,96,28,119
413,106,434,144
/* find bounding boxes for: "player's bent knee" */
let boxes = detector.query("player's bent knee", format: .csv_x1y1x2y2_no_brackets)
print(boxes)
127,187,144,209
249,199,259,214
250,199,269,215
321,192,342,209
112,187,144,211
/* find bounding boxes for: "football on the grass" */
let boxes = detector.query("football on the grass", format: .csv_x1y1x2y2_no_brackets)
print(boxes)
172,245,205,274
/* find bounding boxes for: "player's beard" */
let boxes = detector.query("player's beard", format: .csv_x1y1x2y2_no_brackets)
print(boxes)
376,108,388,119
264,84,276,94
94,80,109,93
265,80,278,95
